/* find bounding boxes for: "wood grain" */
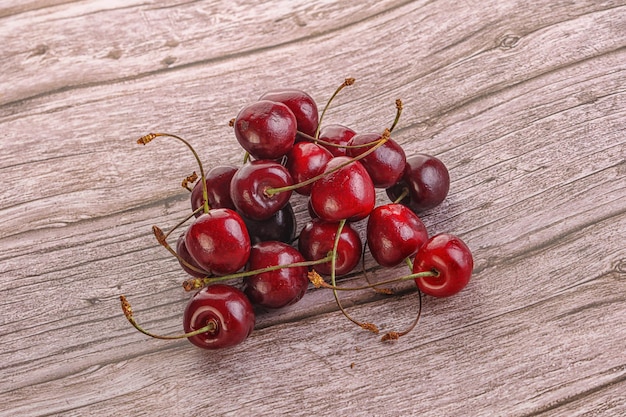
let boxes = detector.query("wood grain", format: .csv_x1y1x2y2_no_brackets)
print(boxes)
1,0,625,416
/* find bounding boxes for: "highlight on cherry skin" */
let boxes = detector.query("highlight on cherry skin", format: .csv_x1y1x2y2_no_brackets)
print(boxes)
121,78,475,351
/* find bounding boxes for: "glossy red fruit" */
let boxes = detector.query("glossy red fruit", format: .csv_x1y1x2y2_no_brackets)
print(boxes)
229,160,293,221
386,154,450,212
184,209,251,276
412,233,473,297
318,124,356,157
346,133,406,188
240,203,297,245
366,203,428,268
243,241,309,309
259,89,319,140
298,219,362,276
190,165,238,217
234,100,297,160
284,142,333,195
183,284,255,350
176,234,209,277
309,156,375,222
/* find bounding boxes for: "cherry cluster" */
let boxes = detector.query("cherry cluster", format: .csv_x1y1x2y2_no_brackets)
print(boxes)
120,79,473,350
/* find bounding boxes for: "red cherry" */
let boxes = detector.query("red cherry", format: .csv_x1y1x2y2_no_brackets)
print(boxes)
183,284,255,349
298,219,362,276
243,241,309,309
317,124,356,157
367,203,428,268
412,233,473,297
346,133,406,188
234,100,297,160
309,156,375,222
240,202,297,245
259,89,319,140
184,209,251,275
229,160,293,221
190,165,237,216
176,234,209,277
387,154,450,212
284,142,333,195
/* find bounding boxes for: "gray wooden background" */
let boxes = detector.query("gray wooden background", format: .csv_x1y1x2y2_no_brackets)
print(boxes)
1,1,625,416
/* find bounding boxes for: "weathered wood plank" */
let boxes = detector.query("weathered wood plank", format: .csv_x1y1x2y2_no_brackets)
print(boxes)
1,0,625,415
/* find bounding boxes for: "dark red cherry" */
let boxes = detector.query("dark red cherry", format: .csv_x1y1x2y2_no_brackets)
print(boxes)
259,89,319,140
176,234,209,277
367,203,429,268
346,133,406,188
309,156,375,222
234,100,297,160
191,165,238,216
240,202,296,245
284,142,333,195
183,284,255,350
184,209,251,276
230,160,293,221
412,233,473,297
243,241,309,309
386,154,450,212
298,219,362,276
317,124,356,157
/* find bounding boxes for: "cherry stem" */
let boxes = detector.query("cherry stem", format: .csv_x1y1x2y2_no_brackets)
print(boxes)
361,240,394,295
393,187,410,204
381,287,422,342
314,269,438,292
138,133,210,214
314,77,355,140
265,129,390,197
120,295,217,340
297,131,378,150
389,99,403,133
329,220,380,334
153,225,209,276
182,254,335,291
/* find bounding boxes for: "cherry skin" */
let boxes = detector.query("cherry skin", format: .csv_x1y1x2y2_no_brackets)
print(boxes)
240,202,297,245
412,233,473,297
184,209,251,276
309,156,375,222
233,100,297,160
284,141,333,195
259,89,319,140
176,234,209,277
346,133,406,188
184,284,255,350
298,219,362,276
229,160,293,221
386,153,450,212
190,165,238,217
243,241,309,309
367,203,429,268
317,124,356,157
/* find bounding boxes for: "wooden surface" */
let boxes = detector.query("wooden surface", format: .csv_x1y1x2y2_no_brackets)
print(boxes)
1,0,625,416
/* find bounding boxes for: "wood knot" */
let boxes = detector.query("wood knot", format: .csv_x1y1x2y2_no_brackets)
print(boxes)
498,34,521,50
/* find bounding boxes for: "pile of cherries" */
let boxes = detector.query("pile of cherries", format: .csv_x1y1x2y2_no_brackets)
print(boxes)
121,79,473,350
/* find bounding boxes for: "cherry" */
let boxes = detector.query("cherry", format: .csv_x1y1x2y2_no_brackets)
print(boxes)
243,241,309,309
309,156,375,222
412,233,473,297
346,133,406,188
367,203,428,268
229,159,293,220
386,153,450,212
233,100,297,160
259,89,319,140
284,141,333,195
240,202,297,245
317,124,356,157
176,234,209,277
298,219,362,276
190,165,237,216
184,209,251,276
183,284,255,349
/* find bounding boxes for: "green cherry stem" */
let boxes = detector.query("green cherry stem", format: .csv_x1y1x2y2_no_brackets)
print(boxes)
152,225,209,276
389,99,403,133
314,77,355,140
138,133,210,214
381,287,422,342
120,295,216,340
393,187,410,204
265,129,391,197
314,269,438,292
